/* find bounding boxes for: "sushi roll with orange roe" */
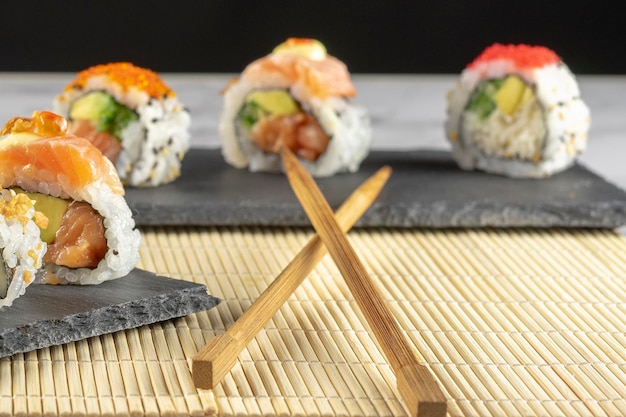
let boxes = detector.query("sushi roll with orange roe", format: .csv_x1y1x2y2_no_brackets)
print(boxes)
445,43,591,178
53,62,191,187
219,38,372,177
0,111,140,285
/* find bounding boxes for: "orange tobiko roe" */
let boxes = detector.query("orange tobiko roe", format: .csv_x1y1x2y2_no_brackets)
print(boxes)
467,43,561,69
64,62,175,98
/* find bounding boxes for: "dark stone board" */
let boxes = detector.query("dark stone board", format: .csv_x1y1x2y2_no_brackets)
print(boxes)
125,149,626,228
0,269,220,358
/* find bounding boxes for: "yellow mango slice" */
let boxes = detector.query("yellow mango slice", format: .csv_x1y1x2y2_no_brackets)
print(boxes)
494,75,533,115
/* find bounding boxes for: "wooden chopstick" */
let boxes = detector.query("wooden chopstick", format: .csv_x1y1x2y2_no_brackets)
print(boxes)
191,164,392,390
280,147,447,417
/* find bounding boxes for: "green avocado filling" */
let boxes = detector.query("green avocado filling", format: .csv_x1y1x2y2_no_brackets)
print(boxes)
237,89,301,131
69,91,138,141
11,188,70,244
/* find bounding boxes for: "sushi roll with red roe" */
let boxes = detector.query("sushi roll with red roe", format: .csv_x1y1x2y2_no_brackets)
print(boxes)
445,43,591,178
53,62,191,187
219,38,372,177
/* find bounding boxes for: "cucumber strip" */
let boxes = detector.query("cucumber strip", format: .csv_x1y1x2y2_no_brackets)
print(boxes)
238,100,265,131
466,79,504,120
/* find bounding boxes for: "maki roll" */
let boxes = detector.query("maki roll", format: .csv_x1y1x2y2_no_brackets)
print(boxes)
0,111,141,285
219,38,372,177
52,62,191,187
0,189,47,308
445,43,591,178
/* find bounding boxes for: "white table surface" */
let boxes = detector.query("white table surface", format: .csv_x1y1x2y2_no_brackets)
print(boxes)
1,72,624,192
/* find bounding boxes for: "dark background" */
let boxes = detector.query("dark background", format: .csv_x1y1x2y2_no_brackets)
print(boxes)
1,1,623,74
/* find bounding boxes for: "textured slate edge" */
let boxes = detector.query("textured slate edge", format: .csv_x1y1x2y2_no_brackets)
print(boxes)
127,200,626,229
355,201,626,228
0,271,220,358
124,149,626,229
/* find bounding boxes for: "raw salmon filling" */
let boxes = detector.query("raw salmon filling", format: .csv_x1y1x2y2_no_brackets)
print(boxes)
236,89,330,161
249,112,330,161
44,200,107,269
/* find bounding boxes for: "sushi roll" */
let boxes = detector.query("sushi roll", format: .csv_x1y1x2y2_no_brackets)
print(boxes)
0,111,141,285
52,62,191,187
445,43,591,178
219,38,372,177
0,189,47,308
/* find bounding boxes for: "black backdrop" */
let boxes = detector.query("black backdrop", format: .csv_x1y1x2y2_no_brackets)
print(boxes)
1,1,623,74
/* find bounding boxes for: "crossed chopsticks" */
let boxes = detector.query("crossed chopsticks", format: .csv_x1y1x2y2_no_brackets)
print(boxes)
192,147,446,417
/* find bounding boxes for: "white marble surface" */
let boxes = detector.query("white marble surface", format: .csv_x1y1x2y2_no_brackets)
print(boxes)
1,72,624,191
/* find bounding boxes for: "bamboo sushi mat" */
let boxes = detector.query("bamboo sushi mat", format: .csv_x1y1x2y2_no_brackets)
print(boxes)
3,226,626,417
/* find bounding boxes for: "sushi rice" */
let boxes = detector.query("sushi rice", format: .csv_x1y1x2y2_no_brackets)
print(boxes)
0,189,47,308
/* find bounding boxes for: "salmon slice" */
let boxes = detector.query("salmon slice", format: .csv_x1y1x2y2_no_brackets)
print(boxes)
0,134,124,197
69,119,122,162
241,54,357,99
44,201,107,269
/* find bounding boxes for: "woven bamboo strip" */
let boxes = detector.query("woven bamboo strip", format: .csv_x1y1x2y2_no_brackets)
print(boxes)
0,360,12,417
11,354,28,416
99,334,129,416
47,346,70,415
23,351,41,416
36,349,57,416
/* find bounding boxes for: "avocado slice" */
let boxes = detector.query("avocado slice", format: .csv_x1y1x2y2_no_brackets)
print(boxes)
238,89,301,130
0,260,8,299
246,90,300,116
12,189,70,243
69,91,138,140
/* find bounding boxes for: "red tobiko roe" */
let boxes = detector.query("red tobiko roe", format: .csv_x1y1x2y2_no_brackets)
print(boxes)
467,43,561,69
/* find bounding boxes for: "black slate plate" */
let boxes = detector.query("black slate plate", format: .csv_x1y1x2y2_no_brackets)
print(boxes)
125,149,626,228
0,269,220,358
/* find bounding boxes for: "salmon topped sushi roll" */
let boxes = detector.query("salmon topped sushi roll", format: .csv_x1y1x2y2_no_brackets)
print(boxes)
0,111,141,285
0,189,47,308
445,43,591,178
52,62,191,187
220,38,372,177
